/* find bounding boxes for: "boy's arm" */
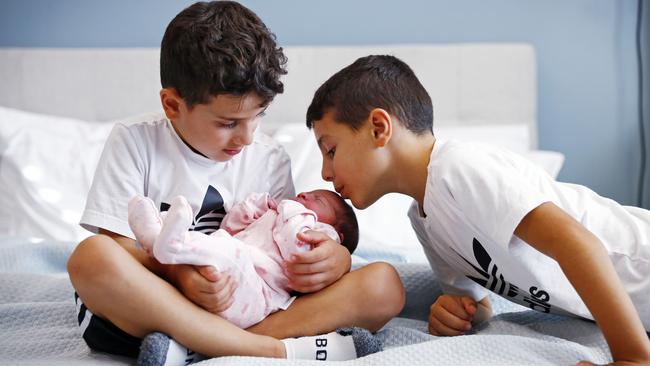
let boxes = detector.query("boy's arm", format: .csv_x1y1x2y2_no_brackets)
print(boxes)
98,228,236,313
515,202,650,365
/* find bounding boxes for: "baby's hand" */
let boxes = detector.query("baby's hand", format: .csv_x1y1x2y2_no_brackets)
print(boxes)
428,294,477,336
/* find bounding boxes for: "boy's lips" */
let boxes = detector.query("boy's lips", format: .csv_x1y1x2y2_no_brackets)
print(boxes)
223,148,242,156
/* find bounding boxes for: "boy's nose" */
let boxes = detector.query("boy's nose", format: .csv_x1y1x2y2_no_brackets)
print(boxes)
235,125,255,146
321,162,333,182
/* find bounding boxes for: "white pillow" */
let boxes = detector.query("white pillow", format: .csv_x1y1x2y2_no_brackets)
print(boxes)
0,106,114,242
435,123,531,153
273,123,565,263
519,150,565,180
435,124,565,179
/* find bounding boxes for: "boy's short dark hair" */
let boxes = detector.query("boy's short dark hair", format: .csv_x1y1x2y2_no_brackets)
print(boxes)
306,55,433,134
160,1,287,108
333,196,359,254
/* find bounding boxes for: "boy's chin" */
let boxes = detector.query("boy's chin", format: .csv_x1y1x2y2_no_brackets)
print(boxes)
207,152,236,162
348,195,373,210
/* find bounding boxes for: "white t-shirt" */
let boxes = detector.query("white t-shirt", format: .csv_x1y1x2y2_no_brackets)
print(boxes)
408,139,650,329
81,113,295,239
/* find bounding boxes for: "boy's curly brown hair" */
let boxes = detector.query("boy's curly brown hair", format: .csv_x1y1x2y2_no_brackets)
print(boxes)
160,1,287,108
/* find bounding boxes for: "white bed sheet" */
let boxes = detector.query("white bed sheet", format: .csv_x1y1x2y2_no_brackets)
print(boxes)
0,235,611,366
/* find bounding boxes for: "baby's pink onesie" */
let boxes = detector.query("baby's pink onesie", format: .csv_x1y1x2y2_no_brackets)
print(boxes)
150,193,340,329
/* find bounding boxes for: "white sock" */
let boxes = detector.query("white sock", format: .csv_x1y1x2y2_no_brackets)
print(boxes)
162,338,206,366
281,331,357,361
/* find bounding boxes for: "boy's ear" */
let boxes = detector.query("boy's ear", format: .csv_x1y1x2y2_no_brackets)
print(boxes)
160,88,184,120
369,108,392,147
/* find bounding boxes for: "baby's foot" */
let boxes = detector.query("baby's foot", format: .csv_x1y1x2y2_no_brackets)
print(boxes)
153,196,194,264
127,196,162,255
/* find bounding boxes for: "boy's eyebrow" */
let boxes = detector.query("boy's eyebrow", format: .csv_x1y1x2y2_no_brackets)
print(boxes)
316,136,326,150
213,106,268,121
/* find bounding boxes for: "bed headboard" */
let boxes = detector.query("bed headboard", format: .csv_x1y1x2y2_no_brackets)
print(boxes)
0,44,546,252
0,43,537,147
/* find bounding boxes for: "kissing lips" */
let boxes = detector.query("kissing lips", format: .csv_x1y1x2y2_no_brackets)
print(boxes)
335,185,346,198
223,148,242,156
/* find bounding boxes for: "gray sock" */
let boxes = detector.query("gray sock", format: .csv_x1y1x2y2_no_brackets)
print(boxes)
137,332,205,366
336,327,383,357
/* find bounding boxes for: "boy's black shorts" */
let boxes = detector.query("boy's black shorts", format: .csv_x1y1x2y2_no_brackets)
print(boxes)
75,292,142,358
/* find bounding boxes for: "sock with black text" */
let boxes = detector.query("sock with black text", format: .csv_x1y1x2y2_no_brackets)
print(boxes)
281,327,382,361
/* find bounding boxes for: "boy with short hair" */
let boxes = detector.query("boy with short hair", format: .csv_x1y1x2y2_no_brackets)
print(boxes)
306,54,650,365
67,2,404,364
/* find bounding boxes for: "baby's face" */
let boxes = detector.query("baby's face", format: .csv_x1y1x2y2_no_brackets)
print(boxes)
291,190,340,226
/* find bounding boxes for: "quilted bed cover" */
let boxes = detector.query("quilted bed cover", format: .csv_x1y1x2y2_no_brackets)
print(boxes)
0,236,611,365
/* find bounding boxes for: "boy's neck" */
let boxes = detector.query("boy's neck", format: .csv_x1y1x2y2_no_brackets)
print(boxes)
388,131,435,208
170,119,210,159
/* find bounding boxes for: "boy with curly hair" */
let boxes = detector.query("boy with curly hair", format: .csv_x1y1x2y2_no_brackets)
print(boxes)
68,3,403,364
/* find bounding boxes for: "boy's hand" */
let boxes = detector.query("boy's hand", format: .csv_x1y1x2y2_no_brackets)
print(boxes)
167,264,237,314
284,230,351,293
428,294,477,336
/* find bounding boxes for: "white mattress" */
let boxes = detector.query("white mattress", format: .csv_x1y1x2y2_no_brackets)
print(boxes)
0,235,611,366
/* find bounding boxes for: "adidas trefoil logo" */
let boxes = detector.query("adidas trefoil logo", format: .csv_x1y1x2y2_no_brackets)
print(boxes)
458,238,553,314
160,185,227,235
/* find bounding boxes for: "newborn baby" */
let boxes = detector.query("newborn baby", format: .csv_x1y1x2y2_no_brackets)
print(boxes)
128,190,358,328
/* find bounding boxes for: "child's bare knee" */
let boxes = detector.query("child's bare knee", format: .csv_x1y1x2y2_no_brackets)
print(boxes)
67,235,124,286
361,262,406,317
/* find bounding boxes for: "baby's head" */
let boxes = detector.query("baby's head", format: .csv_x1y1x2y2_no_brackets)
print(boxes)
292,190,359,254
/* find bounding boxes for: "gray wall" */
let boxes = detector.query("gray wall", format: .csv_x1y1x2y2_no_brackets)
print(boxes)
1,0,648,207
